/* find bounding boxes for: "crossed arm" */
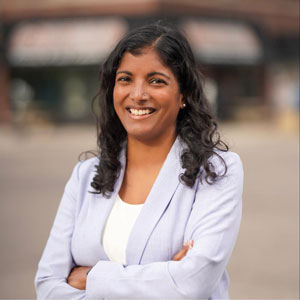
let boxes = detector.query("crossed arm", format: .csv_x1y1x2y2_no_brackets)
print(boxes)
67,241,193,290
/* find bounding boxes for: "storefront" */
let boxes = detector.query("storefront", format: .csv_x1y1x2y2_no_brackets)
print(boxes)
7,17,127,123
181,19,265,120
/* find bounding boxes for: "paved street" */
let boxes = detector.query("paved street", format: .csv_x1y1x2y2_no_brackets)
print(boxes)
0,121,299,299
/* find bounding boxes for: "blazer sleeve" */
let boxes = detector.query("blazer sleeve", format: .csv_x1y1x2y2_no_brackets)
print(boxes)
85,152,243,299
34,162,86,299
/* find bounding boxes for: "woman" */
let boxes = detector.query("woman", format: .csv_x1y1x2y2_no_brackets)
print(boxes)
35,23,243,299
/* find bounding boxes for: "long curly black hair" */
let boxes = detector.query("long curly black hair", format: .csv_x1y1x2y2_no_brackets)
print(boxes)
90,22,228,197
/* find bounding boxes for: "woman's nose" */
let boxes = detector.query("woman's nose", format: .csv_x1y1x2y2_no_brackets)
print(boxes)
129,83,148,101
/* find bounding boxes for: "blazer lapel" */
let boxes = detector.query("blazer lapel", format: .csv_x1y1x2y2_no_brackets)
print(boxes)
125,137,185,265
91,147,127,261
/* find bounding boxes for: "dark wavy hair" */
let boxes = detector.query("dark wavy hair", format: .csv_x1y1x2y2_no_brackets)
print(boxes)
90,22,228,197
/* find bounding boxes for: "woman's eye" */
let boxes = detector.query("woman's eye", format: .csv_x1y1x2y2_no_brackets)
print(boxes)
150,78,166,85
117,77,130,82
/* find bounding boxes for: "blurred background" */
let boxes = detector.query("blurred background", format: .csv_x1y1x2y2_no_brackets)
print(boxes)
0,0,299,298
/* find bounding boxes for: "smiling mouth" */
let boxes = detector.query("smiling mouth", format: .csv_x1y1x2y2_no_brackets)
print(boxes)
127,108,156,116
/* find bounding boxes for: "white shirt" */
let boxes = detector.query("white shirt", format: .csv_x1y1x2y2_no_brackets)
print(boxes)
102,194,144,265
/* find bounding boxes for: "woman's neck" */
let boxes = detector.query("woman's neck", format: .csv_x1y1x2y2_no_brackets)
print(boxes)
126,133,177,168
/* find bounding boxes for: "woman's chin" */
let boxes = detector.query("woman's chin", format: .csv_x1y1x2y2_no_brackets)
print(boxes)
127,131,156,143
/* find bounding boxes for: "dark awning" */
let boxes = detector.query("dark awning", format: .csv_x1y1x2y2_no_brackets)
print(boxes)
182,19,263,65
8,18,128,66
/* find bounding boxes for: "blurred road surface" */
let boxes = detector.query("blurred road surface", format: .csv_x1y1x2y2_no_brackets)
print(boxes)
0,121,299,298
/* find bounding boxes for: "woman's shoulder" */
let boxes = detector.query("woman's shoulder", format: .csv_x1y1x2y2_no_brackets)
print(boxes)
79,156,100,172
213,149,242,164
210,150,243,177
70,156,100,183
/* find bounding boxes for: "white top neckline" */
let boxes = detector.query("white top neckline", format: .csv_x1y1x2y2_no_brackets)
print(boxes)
118,194,144,206
102,194,144,265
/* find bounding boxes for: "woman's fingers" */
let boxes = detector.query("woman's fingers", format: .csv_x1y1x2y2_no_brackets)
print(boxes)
172,240,194,261
172,246,188,261
67,266,91,290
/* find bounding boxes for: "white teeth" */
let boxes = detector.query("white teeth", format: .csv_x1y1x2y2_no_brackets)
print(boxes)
129,109,152,116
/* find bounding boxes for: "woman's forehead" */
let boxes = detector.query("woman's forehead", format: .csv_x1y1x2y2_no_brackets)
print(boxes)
117,48,173,75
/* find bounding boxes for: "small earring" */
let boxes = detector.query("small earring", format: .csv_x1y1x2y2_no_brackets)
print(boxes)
182,103,186,108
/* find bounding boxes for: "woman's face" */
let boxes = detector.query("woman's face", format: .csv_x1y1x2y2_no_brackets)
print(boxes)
113,47,183,143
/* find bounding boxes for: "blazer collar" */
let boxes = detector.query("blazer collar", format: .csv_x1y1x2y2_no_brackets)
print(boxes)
124,137,185,265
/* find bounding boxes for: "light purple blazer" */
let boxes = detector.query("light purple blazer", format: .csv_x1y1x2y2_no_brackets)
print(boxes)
35,137,243,299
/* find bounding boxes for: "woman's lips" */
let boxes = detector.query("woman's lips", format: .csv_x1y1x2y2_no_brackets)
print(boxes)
126,107,156,119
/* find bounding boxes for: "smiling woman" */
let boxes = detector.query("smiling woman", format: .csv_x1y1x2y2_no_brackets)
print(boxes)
114,48,184,205
114,48,183,144
35,22,243,299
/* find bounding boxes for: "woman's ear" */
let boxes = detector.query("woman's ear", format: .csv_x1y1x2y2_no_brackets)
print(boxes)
180,95,186,109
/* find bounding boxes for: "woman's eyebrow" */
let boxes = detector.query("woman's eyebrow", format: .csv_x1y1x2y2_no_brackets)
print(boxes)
116,70,132,76
147,72,170,80
116,70,171,80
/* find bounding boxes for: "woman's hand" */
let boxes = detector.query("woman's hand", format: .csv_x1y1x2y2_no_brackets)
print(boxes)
67,266,92,290
172,240,194,261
